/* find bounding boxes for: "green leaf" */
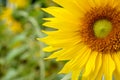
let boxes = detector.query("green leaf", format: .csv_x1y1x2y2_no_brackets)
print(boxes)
6,45,28,61
1,68,18,80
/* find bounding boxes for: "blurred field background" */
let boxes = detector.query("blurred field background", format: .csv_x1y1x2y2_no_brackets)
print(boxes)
0,0,66,80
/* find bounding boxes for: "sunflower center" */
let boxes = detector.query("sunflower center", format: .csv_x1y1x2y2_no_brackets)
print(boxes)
80,6,120,53
93,19,112,38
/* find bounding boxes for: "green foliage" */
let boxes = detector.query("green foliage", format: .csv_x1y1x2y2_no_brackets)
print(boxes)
0,0,65,80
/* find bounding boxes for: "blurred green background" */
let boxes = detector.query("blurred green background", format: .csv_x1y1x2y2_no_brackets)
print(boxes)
0,0,65,80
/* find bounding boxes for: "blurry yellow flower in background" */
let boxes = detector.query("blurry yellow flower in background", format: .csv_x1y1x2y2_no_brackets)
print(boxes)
1,8,22,33
9,0,28,8
40,0,120,80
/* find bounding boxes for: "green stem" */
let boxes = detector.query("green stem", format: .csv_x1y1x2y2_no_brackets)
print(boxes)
28,17,45,80
18,11,45,80
61,73,71,80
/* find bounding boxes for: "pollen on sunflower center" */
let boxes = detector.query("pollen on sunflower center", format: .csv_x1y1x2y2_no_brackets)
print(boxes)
80,6,120,53
93,19,112,38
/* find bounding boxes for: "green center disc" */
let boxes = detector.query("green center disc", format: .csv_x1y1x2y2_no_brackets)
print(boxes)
93,19,112,38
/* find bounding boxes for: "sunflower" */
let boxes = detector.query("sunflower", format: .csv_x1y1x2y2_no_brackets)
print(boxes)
9,0,28,8
39,0,120,80
1,8,22,33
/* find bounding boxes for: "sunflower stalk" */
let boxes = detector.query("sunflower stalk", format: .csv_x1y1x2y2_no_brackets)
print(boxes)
17,11,45,80
61,73,71,80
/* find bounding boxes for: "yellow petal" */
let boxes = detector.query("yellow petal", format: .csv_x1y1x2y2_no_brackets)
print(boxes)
72,70,80,80
43,21,80,31
46,49,64,59
59,46,91,74
43,46,60,52
94,0,109,7
74,0,91,13
95,66,103,80
83,51,98,77
42,7,79,20
53,0,84,17
112,53,120,75
90,53,102,79
42,30,81,39
103,53,115,80
40,36,81,48
71,47,91,71
56,43,84,61
114,70,120,80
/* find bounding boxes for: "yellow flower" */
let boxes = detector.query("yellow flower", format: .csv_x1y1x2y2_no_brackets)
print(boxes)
9,0,28,8
1,8,22,33
39,0,120,80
